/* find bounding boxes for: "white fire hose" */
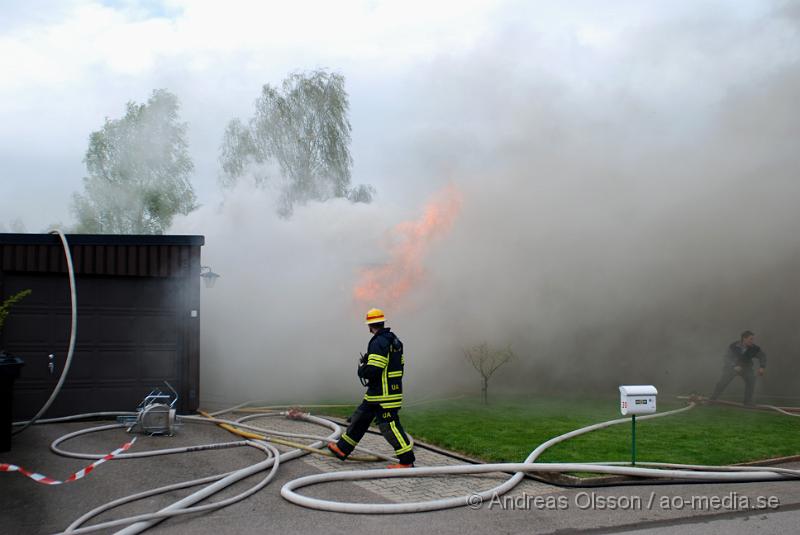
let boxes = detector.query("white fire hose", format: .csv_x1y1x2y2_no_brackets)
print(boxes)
6,231,799,531
13,230,78,436
280,402,799,514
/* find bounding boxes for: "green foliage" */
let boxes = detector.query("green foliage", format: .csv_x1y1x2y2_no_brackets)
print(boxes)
220,69,374,217
0,289,32,334
72,89,197,234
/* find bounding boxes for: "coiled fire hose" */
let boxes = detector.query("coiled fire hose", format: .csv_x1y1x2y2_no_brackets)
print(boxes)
3,398,796,533
4,231,798,530
280,402,800,514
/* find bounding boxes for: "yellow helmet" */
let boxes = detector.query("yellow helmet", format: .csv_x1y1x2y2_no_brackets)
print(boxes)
365,308,386,325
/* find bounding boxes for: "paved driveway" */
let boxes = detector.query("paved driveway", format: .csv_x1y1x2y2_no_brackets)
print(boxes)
2,413,798,534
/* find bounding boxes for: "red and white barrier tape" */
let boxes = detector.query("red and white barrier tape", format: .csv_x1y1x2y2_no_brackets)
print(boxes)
0,437,136,485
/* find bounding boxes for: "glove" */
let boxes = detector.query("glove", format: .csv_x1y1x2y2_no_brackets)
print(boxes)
357,362,368,386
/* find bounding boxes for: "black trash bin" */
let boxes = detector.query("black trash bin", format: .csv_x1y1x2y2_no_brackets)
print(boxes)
0,353,24,452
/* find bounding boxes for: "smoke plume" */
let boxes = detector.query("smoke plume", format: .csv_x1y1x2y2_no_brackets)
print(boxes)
172,4,800,406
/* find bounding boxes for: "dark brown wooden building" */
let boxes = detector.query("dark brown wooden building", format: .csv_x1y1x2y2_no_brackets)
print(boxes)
0,233,204,417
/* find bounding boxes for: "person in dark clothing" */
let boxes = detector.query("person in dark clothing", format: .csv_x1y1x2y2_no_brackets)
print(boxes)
710,330,766,407
327,308,416,468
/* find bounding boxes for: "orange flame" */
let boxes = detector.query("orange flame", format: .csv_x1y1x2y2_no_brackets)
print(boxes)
354,184,463,305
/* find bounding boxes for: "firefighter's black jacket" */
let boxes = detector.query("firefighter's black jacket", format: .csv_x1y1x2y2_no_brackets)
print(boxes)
358,327,404,409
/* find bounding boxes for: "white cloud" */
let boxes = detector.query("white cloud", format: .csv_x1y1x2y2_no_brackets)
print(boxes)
0,0,504,97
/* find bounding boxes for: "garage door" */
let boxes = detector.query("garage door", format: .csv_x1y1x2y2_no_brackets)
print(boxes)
4,272,185,419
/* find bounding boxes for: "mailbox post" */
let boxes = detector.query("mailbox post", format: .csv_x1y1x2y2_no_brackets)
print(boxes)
619,385,658,466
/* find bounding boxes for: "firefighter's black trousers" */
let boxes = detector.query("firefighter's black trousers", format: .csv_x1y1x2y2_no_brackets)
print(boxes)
335,401,415,465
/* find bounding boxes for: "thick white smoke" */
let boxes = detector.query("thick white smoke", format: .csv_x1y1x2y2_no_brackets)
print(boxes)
171,3,800,405
171,183,412,405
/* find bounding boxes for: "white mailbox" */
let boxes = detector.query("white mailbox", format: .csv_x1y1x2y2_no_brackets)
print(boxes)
619,385,657,415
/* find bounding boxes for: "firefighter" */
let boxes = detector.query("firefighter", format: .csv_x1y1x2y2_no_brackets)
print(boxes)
710,330,767,407
327,308,416,468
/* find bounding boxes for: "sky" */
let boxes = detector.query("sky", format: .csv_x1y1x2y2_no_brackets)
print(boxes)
0,0,787,231
2,1,799,403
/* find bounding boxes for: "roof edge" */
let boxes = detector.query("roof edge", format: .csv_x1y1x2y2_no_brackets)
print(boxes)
0,233,205,246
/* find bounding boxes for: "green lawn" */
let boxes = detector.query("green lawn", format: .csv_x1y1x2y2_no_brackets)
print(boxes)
317,396,799,467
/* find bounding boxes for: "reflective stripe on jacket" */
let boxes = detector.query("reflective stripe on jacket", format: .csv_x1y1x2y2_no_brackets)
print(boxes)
358,328,404,409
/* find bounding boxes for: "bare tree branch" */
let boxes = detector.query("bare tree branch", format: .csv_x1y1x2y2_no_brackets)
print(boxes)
464,342,515,404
